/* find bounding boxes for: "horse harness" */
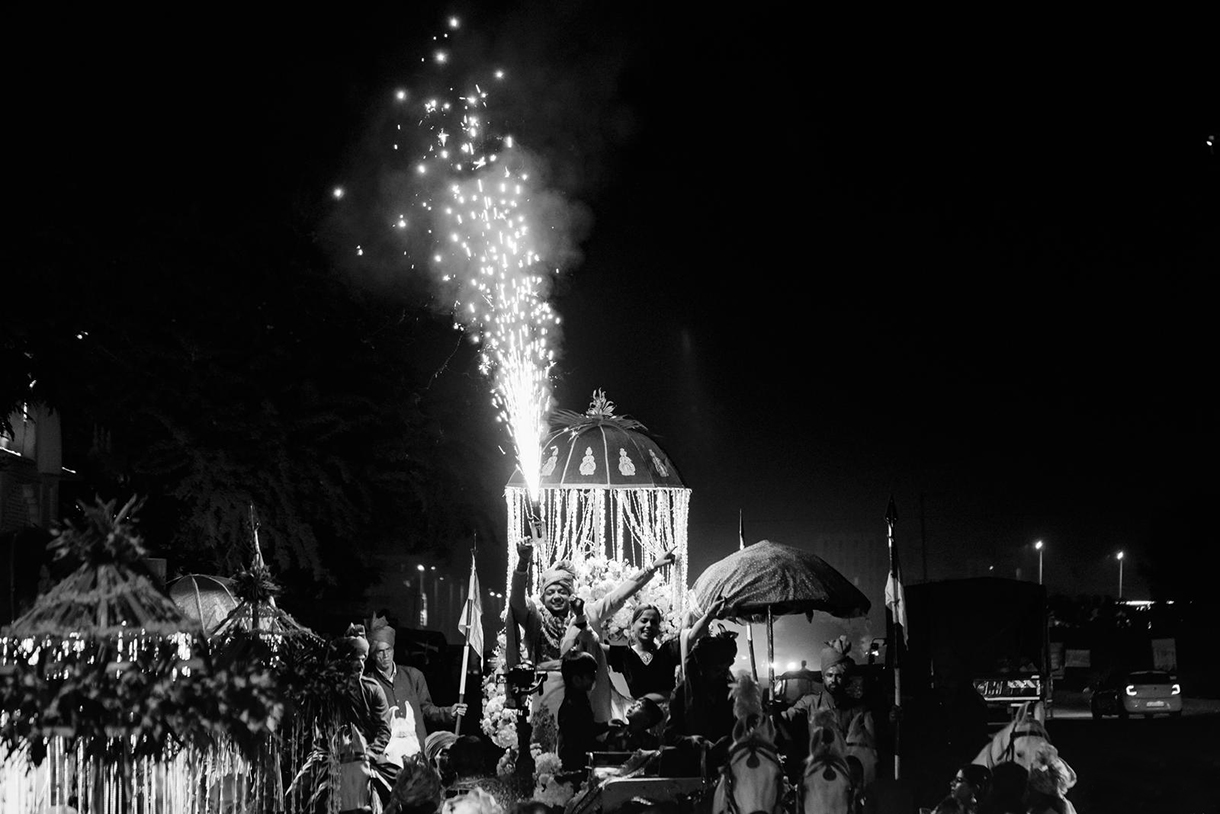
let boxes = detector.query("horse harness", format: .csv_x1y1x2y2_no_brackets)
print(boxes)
998,725,1044,765
719,736,786,814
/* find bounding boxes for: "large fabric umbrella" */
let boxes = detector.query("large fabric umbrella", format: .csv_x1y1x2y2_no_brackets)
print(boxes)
691,539,871,690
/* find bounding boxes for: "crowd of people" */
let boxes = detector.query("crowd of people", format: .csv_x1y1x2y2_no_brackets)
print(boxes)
327,535,1054,814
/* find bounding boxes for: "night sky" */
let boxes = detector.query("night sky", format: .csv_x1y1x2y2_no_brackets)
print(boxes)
13,4,1216,648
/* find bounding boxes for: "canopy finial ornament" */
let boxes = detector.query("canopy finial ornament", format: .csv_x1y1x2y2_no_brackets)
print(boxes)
550,389,647,433
587,388,615,418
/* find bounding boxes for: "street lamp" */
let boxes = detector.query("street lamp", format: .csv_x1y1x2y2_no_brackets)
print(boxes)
1035,540,1044,585
1116,551,1124,599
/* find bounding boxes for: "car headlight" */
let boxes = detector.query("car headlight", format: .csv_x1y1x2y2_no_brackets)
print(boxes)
1125,685,1137,696
1172,683,1181,695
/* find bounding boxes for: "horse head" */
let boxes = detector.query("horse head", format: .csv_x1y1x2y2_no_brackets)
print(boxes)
714,722,785,814
973,701,1053,771
801,721,855,814
714,672,784,814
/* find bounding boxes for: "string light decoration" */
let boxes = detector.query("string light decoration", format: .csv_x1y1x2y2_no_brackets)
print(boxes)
503,391,691,616
0,497,286,813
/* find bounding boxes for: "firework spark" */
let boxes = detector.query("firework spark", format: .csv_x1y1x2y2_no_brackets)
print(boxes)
391,17,560,502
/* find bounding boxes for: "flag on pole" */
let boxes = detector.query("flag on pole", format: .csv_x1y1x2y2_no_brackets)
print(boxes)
459,554,484,661
885,497,908,647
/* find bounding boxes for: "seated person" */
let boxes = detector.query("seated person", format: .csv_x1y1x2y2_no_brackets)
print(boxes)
929,764,992,814
780,636,873,742
604,694,666,752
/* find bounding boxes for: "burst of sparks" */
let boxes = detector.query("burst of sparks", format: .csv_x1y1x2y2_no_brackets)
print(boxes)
392,16,558,501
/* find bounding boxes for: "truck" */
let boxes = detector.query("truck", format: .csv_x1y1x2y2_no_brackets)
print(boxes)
903,577,1051,722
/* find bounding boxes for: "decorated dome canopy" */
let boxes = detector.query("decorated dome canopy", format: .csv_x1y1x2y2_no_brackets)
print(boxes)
506,391,685,489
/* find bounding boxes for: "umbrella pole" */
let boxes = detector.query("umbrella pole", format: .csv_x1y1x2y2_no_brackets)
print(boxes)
747,623,759,683
766,605,775,704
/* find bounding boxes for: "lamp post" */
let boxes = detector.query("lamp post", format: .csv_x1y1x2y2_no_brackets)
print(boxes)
1116,551,1124,600
1035,540,1044,585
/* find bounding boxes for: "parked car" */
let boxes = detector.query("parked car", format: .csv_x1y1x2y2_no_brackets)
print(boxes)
1091,669,1183,719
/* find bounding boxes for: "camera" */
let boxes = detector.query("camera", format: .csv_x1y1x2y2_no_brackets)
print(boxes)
503,664,544,708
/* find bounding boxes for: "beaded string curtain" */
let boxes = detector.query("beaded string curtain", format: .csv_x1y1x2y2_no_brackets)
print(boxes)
503,393,691,618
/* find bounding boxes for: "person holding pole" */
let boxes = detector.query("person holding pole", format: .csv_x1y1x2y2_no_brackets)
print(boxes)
366,613,466,751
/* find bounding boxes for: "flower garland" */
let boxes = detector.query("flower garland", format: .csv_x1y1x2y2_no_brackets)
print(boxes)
530,751,575,808
481,552,686,789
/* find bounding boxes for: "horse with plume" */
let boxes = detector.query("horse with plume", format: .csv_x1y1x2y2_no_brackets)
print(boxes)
712,671,787,814
799,709,860,814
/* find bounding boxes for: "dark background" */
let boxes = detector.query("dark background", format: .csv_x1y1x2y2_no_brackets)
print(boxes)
7,5,1216,642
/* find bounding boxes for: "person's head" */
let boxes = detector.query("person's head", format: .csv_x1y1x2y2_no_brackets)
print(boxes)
540,561,577,616
387,754,443,814
335,625,370,675
425,731,459,775
629,605,662,646
625,695,664,731
368,613,397,673
561,649,598,693
950,763,991,802
819,636,856,695
691,631,737,677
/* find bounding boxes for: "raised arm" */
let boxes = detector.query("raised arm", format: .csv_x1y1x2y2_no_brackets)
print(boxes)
685,596,726,647
587,546,679,630
508,538,534,619
560,597,603,657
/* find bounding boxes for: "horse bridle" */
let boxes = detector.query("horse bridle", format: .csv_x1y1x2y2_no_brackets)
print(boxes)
719,737,785,814
998,726,1043,764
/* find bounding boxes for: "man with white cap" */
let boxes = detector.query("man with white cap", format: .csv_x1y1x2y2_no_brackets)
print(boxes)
366,613,467,753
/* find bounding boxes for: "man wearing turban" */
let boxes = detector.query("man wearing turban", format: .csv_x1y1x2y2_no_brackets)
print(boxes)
333,624,396,809
507,528,677,723
780,635,877,780
365,613,467,753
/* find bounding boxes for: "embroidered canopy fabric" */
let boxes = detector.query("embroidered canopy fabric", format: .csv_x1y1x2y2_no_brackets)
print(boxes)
690,539,871,621
504,400,690,614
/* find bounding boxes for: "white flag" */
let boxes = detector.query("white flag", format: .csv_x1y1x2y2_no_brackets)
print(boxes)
459,555,484,661
885,547,908,647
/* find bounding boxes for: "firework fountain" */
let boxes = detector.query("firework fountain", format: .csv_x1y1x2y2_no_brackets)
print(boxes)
381,16,559,523
362,20,691,801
